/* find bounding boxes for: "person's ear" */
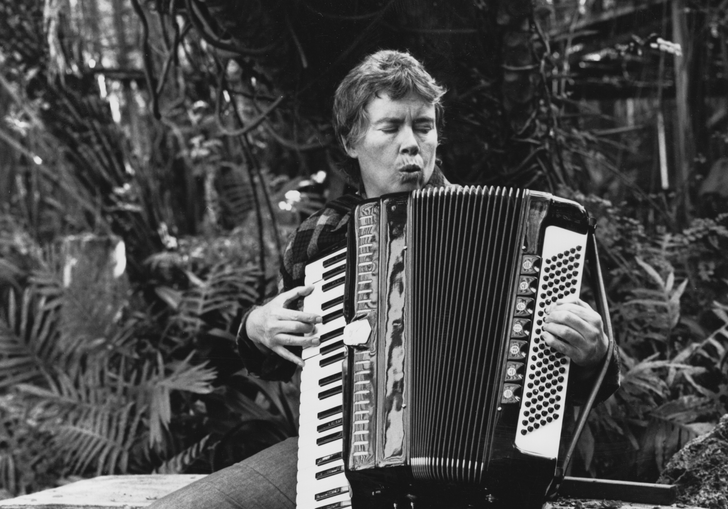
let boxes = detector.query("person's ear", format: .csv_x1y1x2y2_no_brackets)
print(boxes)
342,136,358,159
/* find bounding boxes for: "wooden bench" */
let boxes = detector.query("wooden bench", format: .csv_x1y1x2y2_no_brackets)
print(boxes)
0,475,706,509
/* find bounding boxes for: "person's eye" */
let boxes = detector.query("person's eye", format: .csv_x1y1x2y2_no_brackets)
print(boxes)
381,126,398,133
416,125,433,133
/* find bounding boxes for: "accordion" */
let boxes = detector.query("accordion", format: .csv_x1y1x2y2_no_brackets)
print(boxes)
296,186,610,509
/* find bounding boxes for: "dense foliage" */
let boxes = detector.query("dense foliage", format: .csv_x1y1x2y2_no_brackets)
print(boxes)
0,0,727,499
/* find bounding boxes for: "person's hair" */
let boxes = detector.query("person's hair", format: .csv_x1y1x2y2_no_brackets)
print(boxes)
333,50,446,184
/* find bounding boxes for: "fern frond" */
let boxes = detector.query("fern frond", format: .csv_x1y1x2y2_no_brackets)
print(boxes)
153,435,212,474
216,163,254,227
173,264,260,336
0,289,58,388
159,353,217,394
14,358,146,476
642,396,718,473
140,353,216,448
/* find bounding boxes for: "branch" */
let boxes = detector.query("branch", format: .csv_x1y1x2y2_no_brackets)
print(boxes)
299,0,393,20
183,0,278,57
380,22,477,35
293,0,398,99
285,12,308,69
155,22,192,97
247,94,327,152
0,127,40,161
261,122,326,152
129,0,160,119
215,86,286,138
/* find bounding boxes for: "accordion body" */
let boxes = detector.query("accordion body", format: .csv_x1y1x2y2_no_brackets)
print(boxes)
297,186,596,508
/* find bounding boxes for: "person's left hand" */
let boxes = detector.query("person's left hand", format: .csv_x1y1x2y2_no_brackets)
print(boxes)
541,299,608,369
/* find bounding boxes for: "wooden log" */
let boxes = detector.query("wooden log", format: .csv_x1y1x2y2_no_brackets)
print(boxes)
545,500,707,509
0,475,205,509
558,476,677,505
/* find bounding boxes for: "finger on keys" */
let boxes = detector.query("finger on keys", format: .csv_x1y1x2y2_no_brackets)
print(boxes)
277,319,316,335
285,310,322,326
278,333,320,348
281,285,316,308
273,346,305,367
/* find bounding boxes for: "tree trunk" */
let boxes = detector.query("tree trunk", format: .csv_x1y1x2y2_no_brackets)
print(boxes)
671,0,693,225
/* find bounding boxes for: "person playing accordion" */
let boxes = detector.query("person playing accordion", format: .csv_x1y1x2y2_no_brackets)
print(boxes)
150,49,620,509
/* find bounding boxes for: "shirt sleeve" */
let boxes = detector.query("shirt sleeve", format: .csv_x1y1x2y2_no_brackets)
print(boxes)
234,238,301,382
567,340,621,406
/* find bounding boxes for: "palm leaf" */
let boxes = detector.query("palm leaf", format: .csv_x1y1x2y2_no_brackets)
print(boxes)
15,363,142,475
140,352,216,448
173,263,260,336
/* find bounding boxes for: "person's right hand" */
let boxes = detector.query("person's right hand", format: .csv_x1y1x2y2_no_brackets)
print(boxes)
245,285,322,367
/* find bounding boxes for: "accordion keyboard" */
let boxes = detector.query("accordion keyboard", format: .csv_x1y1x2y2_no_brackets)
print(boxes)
296,246,352,509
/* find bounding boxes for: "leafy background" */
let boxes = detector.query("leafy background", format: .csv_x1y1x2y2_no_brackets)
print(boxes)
1,0,727,498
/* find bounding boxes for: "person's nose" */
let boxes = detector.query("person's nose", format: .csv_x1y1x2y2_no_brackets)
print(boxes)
399,126,419,156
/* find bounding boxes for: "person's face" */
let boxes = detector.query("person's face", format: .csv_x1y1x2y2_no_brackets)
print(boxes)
345,92,438,198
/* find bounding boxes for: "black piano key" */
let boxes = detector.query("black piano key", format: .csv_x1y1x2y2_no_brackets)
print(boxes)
316,465,344,480
319,371,343,387
320,350,345,367
322,250,347,268
322,276,345,292
320,327,344,344
322,264,346,281
322,295,344,311
317,417,343,433
322,309,344,324
316,486,348,502
316,451,343,466
320,339,344,356
317,430,344,446
318,405,342,420
318,385,343,400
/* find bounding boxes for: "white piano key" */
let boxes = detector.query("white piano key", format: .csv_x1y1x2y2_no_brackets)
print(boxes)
298,418,341,441
304,250,347,286
299,366,340,390
296,489,351,509
295,466,348,494
295,458,345,479
296,438,344,469
297,472,349,502
303,281,345,313
312,360,345,386
304,389,343,410
299,389,342,413
298,411,343,437
302,316,347,360
297,429,344,458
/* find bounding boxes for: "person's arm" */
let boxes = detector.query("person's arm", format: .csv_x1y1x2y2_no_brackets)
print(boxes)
245,286,322,366
235,286,322,381
541,299,620,403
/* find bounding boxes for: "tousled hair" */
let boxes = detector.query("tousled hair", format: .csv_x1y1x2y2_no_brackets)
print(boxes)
333,50,446,185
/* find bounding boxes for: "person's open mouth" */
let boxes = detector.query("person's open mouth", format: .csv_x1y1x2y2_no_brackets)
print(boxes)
400,163,422,174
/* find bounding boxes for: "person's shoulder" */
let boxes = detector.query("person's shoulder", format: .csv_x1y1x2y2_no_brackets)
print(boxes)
282,193,361,287
295,193,362,234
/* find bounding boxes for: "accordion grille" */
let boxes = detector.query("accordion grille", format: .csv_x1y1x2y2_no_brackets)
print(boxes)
408,187,526,484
